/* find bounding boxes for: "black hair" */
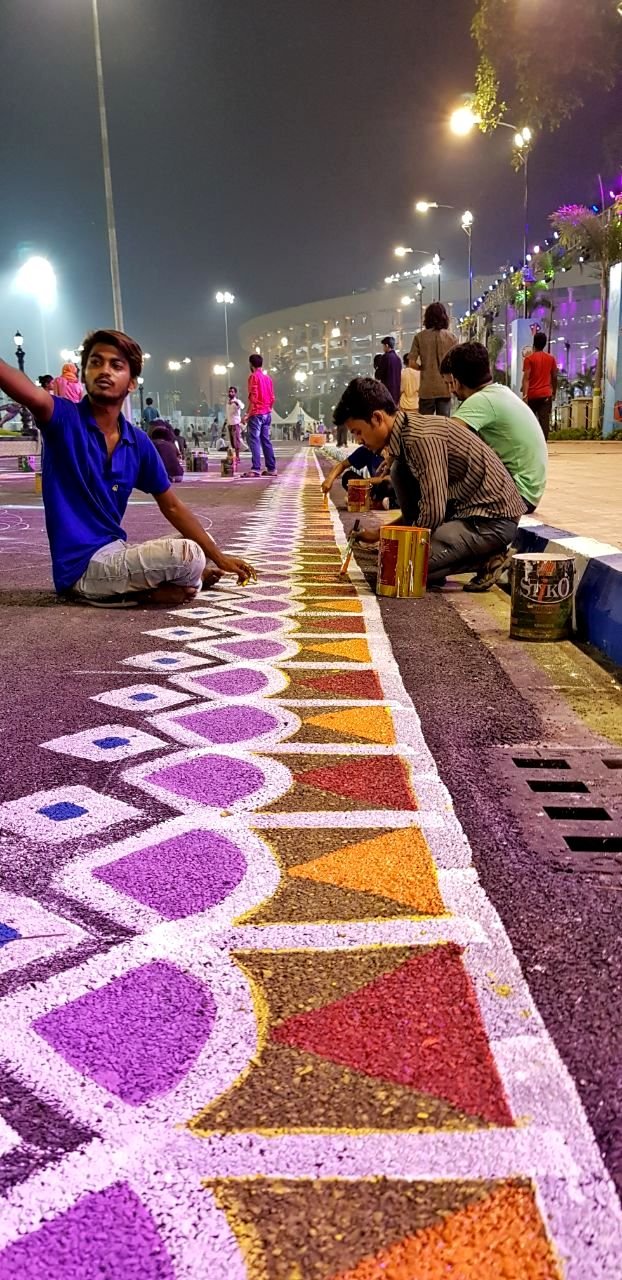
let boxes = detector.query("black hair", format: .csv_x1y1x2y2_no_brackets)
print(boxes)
249,353,263,369
533,331,547,351
381,335,396,349
440,341,491,389
333,377,396,426
145,396,154,405
228,385,238,395
39,374,53,388
373,354,382,372
424,302,450,331
81,329,143,380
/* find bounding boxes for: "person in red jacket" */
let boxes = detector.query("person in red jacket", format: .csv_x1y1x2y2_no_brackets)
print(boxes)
521,331,558,440
242,353,277,478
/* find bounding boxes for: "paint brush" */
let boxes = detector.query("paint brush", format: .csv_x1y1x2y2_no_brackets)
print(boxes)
339,519,360,577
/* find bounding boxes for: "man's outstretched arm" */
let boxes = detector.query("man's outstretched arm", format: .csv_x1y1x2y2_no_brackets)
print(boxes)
0,360,54,423
154,487,257,583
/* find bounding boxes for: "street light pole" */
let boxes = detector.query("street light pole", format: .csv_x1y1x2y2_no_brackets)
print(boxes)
13,332,30,438
92,0,124,331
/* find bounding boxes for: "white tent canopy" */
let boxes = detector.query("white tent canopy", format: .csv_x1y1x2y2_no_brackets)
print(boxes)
270,407,287,424
282,400,316,426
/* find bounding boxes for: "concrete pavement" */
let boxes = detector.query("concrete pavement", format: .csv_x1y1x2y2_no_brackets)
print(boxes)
0,452,621,1277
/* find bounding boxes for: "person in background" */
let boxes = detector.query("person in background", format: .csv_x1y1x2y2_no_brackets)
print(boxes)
39,375,54,392
400,352,420,412
375,336,402,404
409,303,457,415
151,424,184,483
521,331,558,440
441,341,547,590
333,377,525,588
142,396,159,428
243,353,277,478
0,327,255,604
174,426,187,459
225,386,244,465
321,441,385,498
52,362,84,404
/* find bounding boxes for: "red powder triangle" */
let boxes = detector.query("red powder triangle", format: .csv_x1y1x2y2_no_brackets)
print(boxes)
271,944,513,1127
298,671,384,700
292,756,417,811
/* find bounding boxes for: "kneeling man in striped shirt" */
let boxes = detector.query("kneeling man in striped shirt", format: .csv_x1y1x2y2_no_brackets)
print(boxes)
333,377,525,589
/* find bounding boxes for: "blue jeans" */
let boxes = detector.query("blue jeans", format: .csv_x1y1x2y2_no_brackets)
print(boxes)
248,413,276,473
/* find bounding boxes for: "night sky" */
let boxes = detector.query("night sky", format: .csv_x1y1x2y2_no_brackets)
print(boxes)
0,0,617,389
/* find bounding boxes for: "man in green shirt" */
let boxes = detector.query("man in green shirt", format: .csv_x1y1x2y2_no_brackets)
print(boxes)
440,342,547,513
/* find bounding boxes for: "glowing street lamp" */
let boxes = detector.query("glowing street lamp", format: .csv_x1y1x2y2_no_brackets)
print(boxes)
14,256,57,369
14,331,25,374
449,104,481,136
215,291,235,373
294,370,308,384
213,364,228,376
394,245,413,257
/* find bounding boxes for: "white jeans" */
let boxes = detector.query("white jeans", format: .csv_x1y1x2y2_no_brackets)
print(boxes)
73,537,207,599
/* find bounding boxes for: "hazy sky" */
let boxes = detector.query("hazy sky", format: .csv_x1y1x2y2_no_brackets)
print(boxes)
0,0,617,389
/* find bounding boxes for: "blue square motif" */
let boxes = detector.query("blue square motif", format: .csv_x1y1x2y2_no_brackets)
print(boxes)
130,693,156,703
38,802,88,821
93,736,130,749
0,923,20,946
155,658,177,665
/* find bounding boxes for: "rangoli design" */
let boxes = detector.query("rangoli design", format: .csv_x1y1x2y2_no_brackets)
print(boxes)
0,452,619,1278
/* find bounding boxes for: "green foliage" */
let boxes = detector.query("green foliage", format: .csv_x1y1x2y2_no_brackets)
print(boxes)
471,0,622,132
550,200,622,273
473,56,506,133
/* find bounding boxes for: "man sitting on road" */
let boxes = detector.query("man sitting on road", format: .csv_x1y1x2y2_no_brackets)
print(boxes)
440,341,547,589
0,328,255,606
333,377,526,589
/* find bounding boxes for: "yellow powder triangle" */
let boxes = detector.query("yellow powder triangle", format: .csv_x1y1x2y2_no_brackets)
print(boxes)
288,828,445,914
309,599,363,614
328,1183,562,1280
306,707,395,745
305,639,371,663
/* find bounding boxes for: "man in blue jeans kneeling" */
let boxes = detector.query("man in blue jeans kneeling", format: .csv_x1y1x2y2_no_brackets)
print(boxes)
242,353,277,478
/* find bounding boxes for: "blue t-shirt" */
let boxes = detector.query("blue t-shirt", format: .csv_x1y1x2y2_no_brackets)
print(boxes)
347,446,383,476
39,396,170,592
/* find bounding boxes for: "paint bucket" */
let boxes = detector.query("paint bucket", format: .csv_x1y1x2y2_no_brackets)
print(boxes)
309,434,324,447
221,457,234,477
34,472,42,495
377,525,430,598
347,478,372,513
510,553,576,641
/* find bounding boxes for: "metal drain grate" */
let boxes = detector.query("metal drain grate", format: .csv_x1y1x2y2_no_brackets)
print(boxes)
528,780,589,794
491,747,622,885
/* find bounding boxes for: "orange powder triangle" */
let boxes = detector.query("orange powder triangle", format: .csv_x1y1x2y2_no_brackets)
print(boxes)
328,1184,561,1280
288,828,444,913
305,639,371,663
306,707,395,744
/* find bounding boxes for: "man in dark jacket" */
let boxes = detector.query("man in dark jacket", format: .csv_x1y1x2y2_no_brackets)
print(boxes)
376,336,402,404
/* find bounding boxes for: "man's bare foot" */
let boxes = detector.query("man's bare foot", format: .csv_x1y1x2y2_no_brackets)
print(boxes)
144,584,198,608
201,568,223,590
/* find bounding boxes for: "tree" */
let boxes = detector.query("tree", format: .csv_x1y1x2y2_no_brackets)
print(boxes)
550,199,622,428
472,0,622,132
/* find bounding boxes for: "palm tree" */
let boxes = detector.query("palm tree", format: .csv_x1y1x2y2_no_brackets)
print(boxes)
550,199,622,431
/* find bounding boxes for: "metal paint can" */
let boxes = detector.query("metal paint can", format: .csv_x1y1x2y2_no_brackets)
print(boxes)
221,457,234,477
347,478,372,513
34,471,42,495
510,553,576,641
377,525,430,598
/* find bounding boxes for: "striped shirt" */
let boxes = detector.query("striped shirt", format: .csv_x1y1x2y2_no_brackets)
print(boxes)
387,411,527,530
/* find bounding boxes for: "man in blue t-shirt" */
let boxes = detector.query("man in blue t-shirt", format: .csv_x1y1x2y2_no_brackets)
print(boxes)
321,444,386,496
0,329,255,606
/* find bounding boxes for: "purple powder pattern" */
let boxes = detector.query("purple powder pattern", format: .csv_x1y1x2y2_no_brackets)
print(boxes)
228,615,283,634
148,753,265,806
94,829,247,918
0,1183,174,1279
195,668,268,696
218,639,288,659
34,961,216,1105
172,705,279,744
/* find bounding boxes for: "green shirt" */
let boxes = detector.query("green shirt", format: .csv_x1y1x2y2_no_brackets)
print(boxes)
453,382,547,507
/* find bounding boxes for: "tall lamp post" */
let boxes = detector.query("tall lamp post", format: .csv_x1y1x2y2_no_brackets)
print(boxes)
215,292,235,376
449,104,533,318
13,333,31,438
92,0,124,330
461,210,474,324
394,244,442,302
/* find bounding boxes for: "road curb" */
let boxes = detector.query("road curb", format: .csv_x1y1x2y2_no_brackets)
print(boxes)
516,517,622,665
